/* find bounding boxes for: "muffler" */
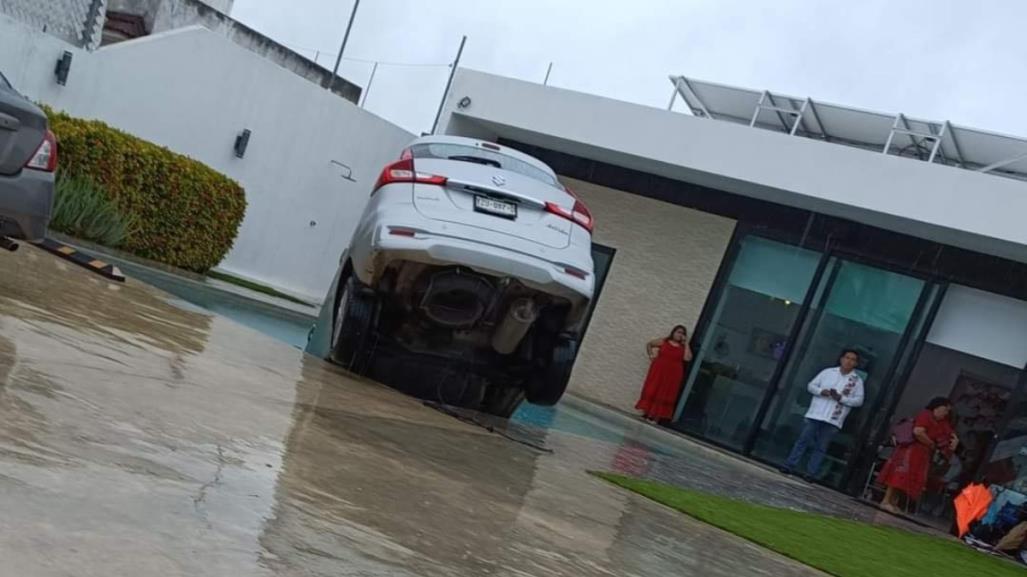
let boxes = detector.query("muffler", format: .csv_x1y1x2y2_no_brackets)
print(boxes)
491,298,539,355
420,270,494,328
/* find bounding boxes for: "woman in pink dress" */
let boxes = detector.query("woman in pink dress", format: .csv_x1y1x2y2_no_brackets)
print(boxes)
635,325,693,422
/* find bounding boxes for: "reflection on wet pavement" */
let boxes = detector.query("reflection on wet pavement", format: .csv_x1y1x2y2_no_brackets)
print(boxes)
510,401,937,535
0,247,838,576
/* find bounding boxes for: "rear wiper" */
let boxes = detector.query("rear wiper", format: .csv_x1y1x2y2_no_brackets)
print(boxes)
448,155,502,168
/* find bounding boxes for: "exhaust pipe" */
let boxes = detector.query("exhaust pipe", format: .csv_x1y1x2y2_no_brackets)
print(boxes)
0,237,18,252
491,298,538,355
420,270,494,328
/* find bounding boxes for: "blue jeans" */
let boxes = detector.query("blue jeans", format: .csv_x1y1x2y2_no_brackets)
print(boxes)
784,418,838,477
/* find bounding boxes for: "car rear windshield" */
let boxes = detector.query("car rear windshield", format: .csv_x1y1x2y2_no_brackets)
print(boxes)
409,143,558,186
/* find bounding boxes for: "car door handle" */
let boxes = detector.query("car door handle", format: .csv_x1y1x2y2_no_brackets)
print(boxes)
0,112,19,132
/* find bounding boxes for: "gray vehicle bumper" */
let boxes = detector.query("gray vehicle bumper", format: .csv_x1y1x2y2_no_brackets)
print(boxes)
0,169,54,242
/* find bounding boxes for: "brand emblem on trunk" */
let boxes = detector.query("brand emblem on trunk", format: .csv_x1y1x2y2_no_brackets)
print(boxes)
491,175,507,187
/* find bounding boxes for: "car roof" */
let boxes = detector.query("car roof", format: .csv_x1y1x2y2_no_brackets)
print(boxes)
409,135,557,180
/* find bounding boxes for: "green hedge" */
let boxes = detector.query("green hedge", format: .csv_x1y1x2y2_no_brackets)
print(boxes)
45,108,246,272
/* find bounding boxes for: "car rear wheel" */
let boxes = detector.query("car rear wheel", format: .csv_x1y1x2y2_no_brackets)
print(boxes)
524,337,577,406
330,275,377,374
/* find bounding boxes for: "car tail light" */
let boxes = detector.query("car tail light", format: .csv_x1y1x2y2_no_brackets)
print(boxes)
25,130,58,173
564,266,588,280
388,227,417,237
372,157,446,194
545,199,594,233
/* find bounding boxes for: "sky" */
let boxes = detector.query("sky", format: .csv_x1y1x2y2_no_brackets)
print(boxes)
230,0,1027,138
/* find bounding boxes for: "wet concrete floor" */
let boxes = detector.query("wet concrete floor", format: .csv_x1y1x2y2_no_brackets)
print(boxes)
0,247,850,576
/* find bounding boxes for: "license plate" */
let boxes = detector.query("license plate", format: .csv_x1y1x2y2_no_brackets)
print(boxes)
474,196,517,219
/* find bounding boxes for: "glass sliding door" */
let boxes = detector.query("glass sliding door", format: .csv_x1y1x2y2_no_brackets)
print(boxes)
673,236,821,449
983,367,1027,494
751,259,926,487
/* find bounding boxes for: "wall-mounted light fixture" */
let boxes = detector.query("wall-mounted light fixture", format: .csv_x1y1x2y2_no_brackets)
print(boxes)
234,129,251,159
457,96,472,109
54,51,73,86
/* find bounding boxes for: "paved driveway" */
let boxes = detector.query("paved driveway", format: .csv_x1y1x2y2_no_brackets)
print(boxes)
0,247,827,576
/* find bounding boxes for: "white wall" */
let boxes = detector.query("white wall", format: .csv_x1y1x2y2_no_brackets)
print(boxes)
439,70,1027,267
927,285,1027,368
1,16,413,301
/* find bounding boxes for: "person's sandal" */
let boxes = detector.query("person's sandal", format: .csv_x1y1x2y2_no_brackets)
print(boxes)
880,502,901,514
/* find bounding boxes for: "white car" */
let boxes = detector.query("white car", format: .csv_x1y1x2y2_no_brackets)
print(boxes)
320,136,595,416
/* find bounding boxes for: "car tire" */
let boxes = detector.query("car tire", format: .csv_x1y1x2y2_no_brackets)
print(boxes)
330,275,377,374
524,337,577,406
480,385,525,419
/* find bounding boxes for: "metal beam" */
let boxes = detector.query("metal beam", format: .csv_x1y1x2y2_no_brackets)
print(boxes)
667,77,683,110
669,76,712,118
765,92,793,132
806,98,830,140
882,114,902,154
360,61,378,108
978,151,1027,173
884,113,942,161
328,0,361,92
927,121,945,163
944,121,967,167
789,98,811,136
749,91,767,127
899,113,918,151
431,35,467,135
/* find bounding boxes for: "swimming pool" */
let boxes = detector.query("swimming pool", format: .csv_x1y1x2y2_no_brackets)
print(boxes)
109,257,316,350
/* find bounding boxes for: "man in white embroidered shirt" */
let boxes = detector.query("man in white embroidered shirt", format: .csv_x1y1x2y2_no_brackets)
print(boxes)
780,349,865,482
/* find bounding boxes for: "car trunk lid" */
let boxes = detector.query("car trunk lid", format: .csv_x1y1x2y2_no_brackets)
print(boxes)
410,158,575,249
0,89,47,177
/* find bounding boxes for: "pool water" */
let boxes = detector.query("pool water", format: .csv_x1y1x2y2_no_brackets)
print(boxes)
111,258,316,350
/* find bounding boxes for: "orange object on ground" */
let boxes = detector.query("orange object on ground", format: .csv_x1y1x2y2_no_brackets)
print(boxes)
954,483,993,538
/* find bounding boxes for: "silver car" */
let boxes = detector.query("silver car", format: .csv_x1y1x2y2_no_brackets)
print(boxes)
0,70,56,242
308,136,595,417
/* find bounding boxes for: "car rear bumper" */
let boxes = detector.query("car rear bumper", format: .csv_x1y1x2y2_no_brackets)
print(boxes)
0,169,54,242
353,218,594,302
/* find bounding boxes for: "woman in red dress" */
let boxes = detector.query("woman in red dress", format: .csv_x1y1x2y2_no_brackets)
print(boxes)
635,325,693,422
878,397,958,514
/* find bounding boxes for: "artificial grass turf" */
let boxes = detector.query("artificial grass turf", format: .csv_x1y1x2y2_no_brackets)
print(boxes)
594,472,1019,577
206,270,314,306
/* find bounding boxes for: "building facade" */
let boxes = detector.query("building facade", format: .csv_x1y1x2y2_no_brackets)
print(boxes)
437,70,1027,504
101,0,360,102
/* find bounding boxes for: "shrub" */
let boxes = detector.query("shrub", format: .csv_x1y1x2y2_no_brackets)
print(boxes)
52,176,137,247
45,108,246,271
